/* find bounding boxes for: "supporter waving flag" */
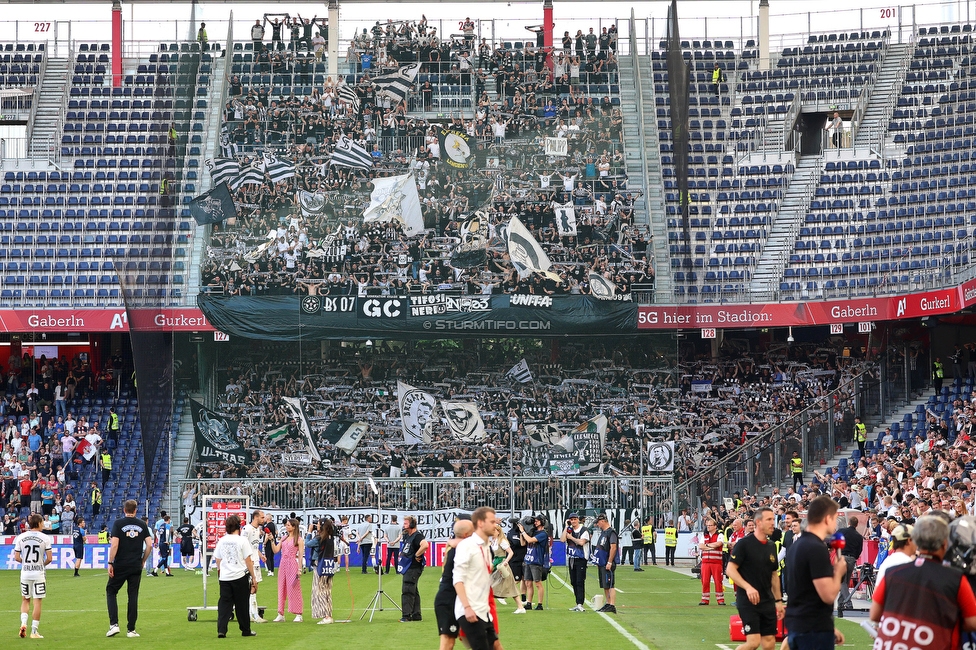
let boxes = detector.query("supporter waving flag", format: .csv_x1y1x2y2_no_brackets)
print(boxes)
525,423,572,451
371,62,422,105
330,134,373,171
506,216,561,281
363,173,425,236
231,163,264,190
397,381,435,445
205,157,240,187
440,401,486,443
262,151,296,184
337,83,361,115
587,272,619,300
506,358,533,383
553,200,577,237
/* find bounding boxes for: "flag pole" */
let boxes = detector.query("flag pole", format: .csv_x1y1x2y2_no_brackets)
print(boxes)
510,423,516,517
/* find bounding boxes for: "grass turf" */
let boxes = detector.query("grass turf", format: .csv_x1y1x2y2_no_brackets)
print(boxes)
0,565,875,648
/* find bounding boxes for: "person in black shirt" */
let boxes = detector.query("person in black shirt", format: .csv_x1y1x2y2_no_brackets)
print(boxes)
726,508,783,650
784,496,846,650
398,515,429,622
594,514,619,614
176,518,196,571
837,515,864,614
435,517,473,649
105,499,151,638
506,520,527,612
72,517,86,577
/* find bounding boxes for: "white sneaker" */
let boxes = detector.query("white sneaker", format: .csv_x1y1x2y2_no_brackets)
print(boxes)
293,616,303,623
251,617,266,624
513,607,526,614
267,572,274,577
106,625,121,637
496,598,508,605
317,618,333,625
570,605,585,612
29,632,42,639
272,615,285,622
127,631,140,638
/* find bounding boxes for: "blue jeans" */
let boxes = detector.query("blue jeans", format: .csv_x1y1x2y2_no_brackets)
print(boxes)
632,548,642,568
787,631,835,650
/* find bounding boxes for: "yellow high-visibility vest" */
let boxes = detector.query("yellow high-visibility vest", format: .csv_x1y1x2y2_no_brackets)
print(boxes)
664,527,677,547
641,525,655,545
790,457,803,472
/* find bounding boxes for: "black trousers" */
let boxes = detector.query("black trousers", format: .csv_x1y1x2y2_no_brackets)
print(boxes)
401,565,424,620
106,566,143,632
457,614,497,650
218,575,252,636
665,546,676,565
647,542,656,564
621,547,634,564
360,543,373,572
384,546,397,572
264,541,275,571
792,472,803,490
568,557,587,605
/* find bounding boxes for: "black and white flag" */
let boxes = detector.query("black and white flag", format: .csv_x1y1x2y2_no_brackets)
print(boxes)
506,358,533,383
282,397,322,462
322,420,369,456
507,216,560,282
205,157,240,187
262,151,296,184
298,190,326,218
337,83,361,115
232,164,265,190
219,135,239,158
525,423,573,451
440,401,486,443
397,381,435,445
330,134,373,171
372,62,422,104
646,441,676,472
189,182,237,226
363,173,425,236
588,272,619,300
553,201,577,236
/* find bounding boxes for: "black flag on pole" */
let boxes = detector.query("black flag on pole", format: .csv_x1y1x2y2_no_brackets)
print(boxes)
666,0,691,240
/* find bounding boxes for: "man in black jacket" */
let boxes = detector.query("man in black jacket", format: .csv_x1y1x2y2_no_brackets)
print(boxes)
837,515,864,615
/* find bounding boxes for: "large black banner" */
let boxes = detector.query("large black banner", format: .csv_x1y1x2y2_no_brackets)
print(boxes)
197,294,638,340
190,400,249,465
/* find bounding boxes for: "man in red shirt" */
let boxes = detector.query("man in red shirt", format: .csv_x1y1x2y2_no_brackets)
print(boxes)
870,514,976,650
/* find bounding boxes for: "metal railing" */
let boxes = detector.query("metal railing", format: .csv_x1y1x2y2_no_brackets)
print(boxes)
869,33,916,160
0,135,59,165
675,369,898,509
629,9,650,256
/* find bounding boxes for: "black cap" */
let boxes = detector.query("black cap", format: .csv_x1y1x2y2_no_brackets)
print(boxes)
595,514,608,522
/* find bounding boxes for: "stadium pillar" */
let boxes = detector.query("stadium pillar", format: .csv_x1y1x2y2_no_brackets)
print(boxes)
543,0,554,72
111,0,123,87
328,0,339,82
758,0,770,71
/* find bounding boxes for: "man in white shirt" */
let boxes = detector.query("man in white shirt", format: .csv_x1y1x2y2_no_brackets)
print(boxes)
875,523,916,585
358,514,376,574
453,506,498,650
383,516,401,575
213,514,258,638
14,514,52,639
241,510,267,623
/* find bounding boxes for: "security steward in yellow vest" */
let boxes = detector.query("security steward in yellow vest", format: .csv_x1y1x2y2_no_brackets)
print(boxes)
790,451,804,491
664,522,678,566
711,63,724,96
99,451,112,488
90,482,102,517
641,518,657,565
854,417,867,459
97,525,109,544
933,358,945,393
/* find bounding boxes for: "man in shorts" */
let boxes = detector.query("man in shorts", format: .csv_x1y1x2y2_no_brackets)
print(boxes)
725,507,784,650
435,515,473,650
593,514,618,613
14,513,53,638
518,515,549,611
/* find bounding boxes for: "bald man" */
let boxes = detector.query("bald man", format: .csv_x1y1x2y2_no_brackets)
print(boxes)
437,519,474,650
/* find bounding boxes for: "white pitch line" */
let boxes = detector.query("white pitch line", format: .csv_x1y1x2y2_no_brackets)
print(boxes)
549,571,651,650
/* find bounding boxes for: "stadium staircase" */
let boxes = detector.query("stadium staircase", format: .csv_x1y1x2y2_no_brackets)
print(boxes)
166,394,197,514
27,56,70,160
618,51,671,297
853,42,913,155
748,155,821,296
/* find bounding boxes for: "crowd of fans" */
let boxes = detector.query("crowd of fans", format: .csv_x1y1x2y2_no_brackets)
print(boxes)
188,336,872,511
202,15,651,300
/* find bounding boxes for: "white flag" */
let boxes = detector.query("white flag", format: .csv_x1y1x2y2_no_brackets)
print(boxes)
397,381,435,445
363,173,425,237
506,216,560,281
646,441,676,472
506,358,533,383
440,401,486,443
553,201,577,236
372,62,422,104
525,423,573,452
588,272,619,300
335,421,369,455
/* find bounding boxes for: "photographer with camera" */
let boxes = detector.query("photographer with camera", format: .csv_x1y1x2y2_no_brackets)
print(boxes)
518,515,549,612
506,518,528,614
561,512,590,612
783,496,847,650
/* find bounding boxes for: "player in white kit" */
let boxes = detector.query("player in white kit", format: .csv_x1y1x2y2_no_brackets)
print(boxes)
242,510,267,623
13,513,52,639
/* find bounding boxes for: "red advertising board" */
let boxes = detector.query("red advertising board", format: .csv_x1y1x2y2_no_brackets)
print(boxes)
0,307,217,333
205,501,246,550
638,287,963,330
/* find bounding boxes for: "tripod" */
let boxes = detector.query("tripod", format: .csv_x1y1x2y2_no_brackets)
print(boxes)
838,563,875,616
360,480,400,622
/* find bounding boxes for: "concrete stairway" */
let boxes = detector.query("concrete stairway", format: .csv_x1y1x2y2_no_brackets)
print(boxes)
27,57,70,161
166,394,198,514
748,156,821,296
618,52,672,298
854,42,913,154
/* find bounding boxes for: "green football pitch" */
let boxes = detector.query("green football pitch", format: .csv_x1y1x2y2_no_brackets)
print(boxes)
0,566,875,648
